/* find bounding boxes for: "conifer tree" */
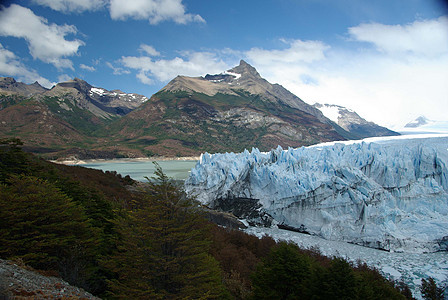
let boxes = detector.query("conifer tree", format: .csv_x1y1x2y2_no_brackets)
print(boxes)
106,164,228,299
421,277,445,300
250,242,312,299
0,175,98,287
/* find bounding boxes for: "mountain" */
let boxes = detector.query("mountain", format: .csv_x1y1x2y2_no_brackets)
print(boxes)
163,60,326,120
405,115,430,128
44,78,148,118
313,103,399,139
0,77,148,158
107,60,348,156
185,135,448,253
399,115,448,134
0,77,48,97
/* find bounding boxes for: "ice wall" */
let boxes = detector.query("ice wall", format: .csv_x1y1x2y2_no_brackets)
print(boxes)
185,135,448,253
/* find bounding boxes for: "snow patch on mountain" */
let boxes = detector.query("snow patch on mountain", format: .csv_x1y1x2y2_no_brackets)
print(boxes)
89,87,148,103
224,71,241,80
316,104,340,122
90,87,106,96
185,134,448,253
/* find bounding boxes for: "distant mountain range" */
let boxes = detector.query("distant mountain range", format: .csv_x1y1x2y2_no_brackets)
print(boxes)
0,60,399,159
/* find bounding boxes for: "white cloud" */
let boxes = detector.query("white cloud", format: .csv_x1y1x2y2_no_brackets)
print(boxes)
32,0,106,13
57,74,72,82
348,16,448,57
106,61,131,75
0,43,55,88
109,0,205,24
247,39,329,64
0,4,84,70
120,49,229,84
241,17,448,128
80,64,96,71
136,71,153,85
139,44,160,56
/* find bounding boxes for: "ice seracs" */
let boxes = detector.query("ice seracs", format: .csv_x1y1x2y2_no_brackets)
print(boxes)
185,134,448,253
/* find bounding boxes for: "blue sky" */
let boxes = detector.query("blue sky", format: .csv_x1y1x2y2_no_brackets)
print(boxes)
0,0,447,128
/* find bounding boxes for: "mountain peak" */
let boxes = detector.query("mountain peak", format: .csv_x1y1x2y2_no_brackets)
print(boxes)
0,76,47,96
229,60,261,78
405,115,430,128
0,77,17,86
55,77,92,92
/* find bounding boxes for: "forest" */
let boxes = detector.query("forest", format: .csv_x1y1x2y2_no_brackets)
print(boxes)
0,138,442,299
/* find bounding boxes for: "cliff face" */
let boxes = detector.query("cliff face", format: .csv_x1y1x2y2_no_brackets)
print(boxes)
185,135,448,253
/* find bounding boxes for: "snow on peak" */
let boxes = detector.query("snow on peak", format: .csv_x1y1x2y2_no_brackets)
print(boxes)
185,134,448,253
314,103,356,123
89,87,148,102
224,71,241,80
90,87,106,96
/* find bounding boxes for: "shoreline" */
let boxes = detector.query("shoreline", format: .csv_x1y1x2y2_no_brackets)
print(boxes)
51,156,201,165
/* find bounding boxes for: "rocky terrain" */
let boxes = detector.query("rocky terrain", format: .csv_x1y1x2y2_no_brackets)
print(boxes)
0,259,100,299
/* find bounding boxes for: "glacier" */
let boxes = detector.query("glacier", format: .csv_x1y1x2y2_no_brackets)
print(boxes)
185,134,448,253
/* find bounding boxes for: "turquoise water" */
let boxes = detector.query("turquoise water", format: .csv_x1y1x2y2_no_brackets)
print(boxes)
80,160,198,181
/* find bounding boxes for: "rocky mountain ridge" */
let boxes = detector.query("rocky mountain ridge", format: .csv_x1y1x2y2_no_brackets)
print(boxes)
164,60,327,122
0,77,48,97
0,76,148,119
314,103,399,139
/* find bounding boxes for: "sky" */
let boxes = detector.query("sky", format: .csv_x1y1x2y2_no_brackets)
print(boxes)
0,0,447,129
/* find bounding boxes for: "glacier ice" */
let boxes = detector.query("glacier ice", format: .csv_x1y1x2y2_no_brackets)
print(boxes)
185,134,448,253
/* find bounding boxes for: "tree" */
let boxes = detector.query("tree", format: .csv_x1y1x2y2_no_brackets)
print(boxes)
106,164,228,299
318,257,358,300
421,277,445,300
0,138,27,182
251,242,312,299
0,175,98,288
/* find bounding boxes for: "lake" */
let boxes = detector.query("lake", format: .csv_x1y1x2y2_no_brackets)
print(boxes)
79,159,198,181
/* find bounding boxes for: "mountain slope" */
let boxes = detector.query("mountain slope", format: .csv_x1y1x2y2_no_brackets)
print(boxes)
0,77,151,157
42,78,148,118
163,60,328,121
314,103,399,139
107,60,347,156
